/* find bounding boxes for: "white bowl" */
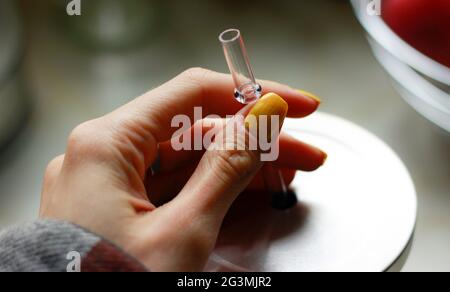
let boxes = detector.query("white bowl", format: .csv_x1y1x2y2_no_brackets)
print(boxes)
350,0,450,133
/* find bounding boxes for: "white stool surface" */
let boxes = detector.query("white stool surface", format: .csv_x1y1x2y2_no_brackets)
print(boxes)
209,112,417,272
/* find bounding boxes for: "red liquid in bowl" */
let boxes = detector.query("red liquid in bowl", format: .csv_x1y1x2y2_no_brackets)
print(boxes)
382,0,450,68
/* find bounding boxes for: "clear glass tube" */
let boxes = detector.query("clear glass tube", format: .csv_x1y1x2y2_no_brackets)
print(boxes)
219,29,262,104
219,28,296,210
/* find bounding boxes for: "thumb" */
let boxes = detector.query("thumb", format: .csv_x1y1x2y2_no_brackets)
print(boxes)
167,93,288,231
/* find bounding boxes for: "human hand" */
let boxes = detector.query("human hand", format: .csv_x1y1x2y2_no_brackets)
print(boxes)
39,68,326,271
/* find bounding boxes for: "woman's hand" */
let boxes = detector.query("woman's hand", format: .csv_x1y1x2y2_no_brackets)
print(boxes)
39,68,326,271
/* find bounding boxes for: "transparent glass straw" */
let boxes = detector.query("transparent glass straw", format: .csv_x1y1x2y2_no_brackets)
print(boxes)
219,29,262,104
219,29,297,210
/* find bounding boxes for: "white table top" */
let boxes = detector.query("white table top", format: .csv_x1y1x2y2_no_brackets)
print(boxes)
208,113,416,272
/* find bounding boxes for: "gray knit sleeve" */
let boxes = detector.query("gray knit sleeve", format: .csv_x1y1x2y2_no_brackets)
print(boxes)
0,220,146,272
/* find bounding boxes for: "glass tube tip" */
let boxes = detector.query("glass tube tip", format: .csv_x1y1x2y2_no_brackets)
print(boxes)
219,29,262,104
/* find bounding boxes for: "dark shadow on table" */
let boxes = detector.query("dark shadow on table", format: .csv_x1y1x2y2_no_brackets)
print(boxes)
211,189,310,271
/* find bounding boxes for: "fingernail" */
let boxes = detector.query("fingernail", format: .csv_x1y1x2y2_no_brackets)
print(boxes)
297,89,322,104
245,92,289,140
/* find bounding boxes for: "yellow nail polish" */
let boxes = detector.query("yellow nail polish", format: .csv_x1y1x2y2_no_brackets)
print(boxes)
297,89,322,104
245,93,289,140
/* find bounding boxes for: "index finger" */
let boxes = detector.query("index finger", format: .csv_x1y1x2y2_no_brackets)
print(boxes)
110,68,320,143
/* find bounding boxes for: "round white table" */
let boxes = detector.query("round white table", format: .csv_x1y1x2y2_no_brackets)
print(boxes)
208,112,417,272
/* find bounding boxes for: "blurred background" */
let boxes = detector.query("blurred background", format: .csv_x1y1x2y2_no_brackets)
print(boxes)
0,0,449,271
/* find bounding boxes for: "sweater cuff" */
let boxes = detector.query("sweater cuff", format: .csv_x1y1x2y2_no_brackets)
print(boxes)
0,220,146,272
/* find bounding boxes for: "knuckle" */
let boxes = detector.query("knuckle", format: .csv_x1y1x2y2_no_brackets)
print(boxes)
67,122,94,154
179,67,213,83
175,67,218,100
46,155,64,172
44,155,64,183
212,148,258,183
66,120,110,159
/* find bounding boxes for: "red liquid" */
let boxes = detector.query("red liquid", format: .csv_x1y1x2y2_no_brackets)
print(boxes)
382,0,450,68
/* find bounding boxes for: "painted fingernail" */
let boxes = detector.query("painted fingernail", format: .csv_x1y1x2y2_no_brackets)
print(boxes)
297,89,322,104
245,92,289,140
